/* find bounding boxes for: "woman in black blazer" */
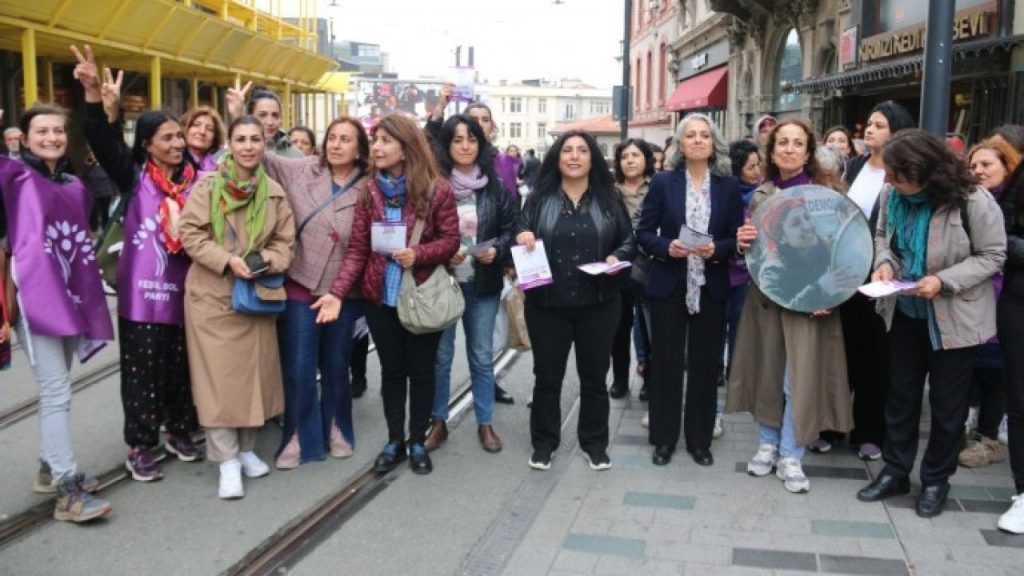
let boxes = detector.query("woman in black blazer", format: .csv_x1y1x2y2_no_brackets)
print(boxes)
636,113,743,467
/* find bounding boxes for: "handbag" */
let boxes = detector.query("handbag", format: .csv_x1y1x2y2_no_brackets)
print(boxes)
396,218,465,334
95,196,126,288
232,273,287,315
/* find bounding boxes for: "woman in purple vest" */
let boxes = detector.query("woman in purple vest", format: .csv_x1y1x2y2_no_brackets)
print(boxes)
226,82,370,470
0,105,114,523
73,45,203,483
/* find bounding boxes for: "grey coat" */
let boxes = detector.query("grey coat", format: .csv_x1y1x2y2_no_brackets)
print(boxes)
873,186,1006,349
726,181,853,446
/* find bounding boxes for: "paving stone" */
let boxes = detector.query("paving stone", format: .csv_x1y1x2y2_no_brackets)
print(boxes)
499,544,558,576
594,555,684,576
818,554,909,575
550,549,601,573
811,519,895,539
731,547,817,572
562,533,646,557
978,530,1024,549
623,492,696,511
959,499,1009,514
769,533,863,556
950,485,995,501
613,433,649,446
613,454,656,469
645,540,731,564
987,486,1018,500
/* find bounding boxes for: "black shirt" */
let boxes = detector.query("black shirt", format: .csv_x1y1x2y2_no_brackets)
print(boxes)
539,190,602,307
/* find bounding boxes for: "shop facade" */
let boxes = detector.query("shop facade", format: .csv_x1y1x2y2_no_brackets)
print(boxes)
666,13,733,135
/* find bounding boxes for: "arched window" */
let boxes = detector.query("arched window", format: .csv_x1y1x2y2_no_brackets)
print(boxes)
659,42,667,106
646,50,653,109
774,28,802,113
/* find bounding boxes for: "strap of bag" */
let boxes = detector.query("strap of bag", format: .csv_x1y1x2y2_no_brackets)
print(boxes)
296,169,363,236
405,181,435,248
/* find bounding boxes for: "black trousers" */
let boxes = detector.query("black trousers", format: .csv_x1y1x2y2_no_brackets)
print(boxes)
647,287,725,452
998,293,1024,493
350,331,369,382
971,365,1005,438
118,317,197,447
883,311,976,486
840,293,890,446
365,305,442,445
526,297,619,455
610,282,636,388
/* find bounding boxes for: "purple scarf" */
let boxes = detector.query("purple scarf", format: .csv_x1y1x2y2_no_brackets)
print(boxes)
448,166,489,201
0,158,113,344
493,153,521,200
772,171,812,189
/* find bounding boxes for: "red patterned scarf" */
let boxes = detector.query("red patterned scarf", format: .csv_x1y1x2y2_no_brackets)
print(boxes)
146,160,196,254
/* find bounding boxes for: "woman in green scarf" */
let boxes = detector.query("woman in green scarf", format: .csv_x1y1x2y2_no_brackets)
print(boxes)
179,116,296,500
857,129,1006,518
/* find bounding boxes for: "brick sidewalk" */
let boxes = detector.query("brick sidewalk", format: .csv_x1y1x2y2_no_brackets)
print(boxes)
496,390,1023,576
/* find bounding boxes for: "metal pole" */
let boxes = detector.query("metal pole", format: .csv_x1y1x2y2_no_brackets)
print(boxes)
621,0,632,141
920,0,955,136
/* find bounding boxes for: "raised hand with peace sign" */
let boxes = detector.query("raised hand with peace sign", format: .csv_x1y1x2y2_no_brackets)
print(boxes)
225,78,253,122
70,44,123,123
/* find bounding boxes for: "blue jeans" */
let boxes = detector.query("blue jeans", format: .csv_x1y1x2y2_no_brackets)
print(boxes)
432,282,500,425
758,371,805,460
277,297,364,462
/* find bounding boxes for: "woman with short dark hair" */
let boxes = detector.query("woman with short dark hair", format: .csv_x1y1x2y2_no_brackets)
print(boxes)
515,130,636,471
608,137,654,400
857,129,1005,518
426,115,517,453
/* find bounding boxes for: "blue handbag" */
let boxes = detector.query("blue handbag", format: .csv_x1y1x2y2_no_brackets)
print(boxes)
232,273,287,315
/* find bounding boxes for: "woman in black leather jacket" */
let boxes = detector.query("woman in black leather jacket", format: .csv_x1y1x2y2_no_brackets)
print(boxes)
514,130,635,471
998,161,1024,533
426,115,517,454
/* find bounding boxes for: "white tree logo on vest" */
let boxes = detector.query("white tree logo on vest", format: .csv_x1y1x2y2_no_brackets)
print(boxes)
44,220,95,304
131,217,169,277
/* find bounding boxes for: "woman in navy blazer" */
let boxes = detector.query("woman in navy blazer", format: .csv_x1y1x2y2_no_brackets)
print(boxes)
636,113,743,467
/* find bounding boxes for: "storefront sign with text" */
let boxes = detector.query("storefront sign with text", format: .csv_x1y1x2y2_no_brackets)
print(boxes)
859,5,994,63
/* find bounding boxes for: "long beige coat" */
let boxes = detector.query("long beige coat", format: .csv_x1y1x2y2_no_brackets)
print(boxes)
179,173,295,428
725,181,852,446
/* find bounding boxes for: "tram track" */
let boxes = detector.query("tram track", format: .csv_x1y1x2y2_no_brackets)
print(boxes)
222,348,521,576
0,359,121,432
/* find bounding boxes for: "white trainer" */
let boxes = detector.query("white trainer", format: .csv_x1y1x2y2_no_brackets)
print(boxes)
218,459,244,499
997,494,1024,534
746,443,778,477
712,412,724,439
998,415,1008,445
776,457,810,493
641,411,649,428
238,451,270,478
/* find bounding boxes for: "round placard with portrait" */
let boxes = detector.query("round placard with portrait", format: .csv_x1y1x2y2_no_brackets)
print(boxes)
745,185,873,312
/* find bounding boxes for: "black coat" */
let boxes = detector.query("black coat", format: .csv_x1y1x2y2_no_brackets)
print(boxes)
464,175,519,297
635,169,743,301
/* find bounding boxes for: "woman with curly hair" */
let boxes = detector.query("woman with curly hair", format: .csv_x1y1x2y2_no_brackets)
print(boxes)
727,119,852,494
857,129,1005,518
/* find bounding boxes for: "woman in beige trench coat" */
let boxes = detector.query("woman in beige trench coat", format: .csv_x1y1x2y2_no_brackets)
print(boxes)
727,119,853,495
180,116,295,499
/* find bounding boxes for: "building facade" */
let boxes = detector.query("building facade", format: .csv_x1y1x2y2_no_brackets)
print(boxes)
478,80,613,156
628,0,681,145
712,0,1024,143
666,1,732,137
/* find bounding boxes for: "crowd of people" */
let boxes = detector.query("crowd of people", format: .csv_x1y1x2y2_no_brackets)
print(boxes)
0,46,1022,540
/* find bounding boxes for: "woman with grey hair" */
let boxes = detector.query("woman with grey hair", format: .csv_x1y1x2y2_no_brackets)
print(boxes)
636,113,744,466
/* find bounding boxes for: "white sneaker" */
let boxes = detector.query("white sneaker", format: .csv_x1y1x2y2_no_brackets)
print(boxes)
238,451,270,478
746,443,778,477
998,415,1008,445
998,494,1024,534
776,457,810,493
218,459,244,499
641,411,649,428
712,412,724,439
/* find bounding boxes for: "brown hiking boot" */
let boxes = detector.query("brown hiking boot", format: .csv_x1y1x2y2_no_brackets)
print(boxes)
423,420,448,452
958,433,1005,468
54,475,112,523
478,425,503,453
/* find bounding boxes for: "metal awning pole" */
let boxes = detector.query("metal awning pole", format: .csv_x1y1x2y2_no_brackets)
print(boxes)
920,0,955,136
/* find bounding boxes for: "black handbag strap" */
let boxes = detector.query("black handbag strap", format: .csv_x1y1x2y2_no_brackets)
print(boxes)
296,169,362,236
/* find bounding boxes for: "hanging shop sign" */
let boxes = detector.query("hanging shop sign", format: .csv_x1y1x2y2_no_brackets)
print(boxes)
859,3,996,64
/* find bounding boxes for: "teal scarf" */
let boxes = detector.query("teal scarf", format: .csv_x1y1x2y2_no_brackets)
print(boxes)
886,187,932,280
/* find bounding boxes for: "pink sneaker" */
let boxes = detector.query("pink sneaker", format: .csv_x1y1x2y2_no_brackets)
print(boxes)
329,425,353,459
275,434,300,469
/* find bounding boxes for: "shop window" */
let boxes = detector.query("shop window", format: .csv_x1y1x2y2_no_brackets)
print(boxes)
774,28,803,113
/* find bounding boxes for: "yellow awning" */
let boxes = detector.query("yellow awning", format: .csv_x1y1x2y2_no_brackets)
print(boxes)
0,0,336,89
313,72,350,94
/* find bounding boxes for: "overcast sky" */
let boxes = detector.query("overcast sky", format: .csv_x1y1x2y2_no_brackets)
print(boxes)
281,0,624,87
